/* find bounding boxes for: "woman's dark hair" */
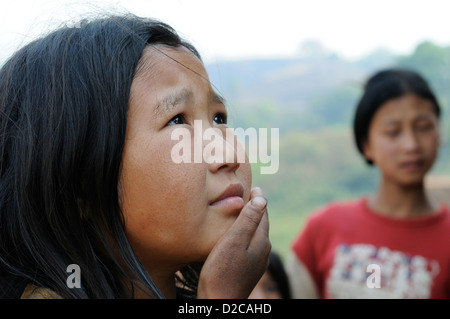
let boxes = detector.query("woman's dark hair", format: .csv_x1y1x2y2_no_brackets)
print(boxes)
0,14,201,298
353,68,441,165
267,251,291,299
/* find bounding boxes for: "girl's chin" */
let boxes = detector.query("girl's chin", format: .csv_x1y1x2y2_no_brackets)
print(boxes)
396,176,427,187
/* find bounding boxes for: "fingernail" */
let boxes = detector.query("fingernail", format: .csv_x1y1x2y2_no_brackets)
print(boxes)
251,196,267,210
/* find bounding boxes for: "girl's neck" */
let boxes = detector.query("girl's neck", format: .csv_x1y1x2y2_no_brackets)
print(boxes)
369,177,438,218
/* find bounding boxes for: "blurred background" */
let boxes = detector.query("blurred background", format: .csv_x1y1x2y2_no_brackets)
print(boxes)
2,0,450,259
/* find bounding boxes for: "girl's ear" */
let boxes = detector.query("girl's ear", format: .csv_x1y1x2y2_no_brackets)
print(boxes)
362,139,373,163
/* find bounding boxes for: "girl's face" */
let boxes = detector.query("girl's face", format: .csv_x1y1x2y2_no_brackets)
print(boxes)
119,46,252,272
363,94,440,186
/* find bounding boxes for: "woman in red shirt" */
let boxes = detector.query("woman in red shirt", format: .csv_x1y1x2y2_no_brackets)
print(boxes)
288,69,450,299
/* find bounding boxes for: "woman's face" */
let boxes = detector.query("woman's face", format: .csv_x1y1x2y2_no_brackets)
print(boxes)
363,94,440,186
119,45,252,272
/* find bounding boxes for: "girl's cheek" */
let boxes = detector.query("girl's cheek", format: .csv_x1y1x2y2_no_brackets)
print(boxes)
426,135,440,162
431,134,440,150
385,143,397,157
239,161,252,199
377,137,397,157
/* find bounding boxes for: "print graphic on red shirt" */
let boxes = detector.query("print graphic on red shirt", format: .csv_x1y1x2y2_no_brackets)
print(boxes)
327,243,439,298
292,198,450,298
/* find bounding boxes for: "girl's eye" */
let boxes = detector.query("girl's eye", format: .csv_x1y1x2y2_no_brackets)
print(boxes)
385,130,400,137
167,114,185,126
417,123,433,132
213,113,227,125
418,125,431,132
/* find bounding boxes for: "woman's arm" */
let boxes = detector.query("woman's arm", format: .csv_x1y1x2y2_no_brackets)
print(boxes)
285,252,319,299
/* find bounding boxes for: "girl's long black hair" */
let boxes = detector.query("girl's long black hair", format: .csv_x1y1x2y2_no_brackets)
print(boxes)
0,14,201,299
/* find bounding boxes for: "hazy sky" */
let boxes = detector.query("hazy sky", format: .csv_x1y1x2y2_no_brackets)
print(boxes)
1,0,450,63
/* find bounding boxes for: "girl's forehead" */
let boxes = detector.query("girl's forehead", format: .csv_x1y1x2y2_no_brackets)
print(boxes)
374,94,437,121
136,45,206,79
128,45,214,115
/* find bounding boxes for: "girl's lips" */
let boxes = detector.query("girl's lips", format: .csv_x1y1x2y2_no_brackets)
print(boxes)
400,159,425,171
210,183,245,210
210,196,245,210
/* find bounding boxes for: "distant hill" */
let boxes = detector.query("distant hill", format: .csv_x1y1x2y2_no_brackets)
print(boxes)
205,42,406,136
206,40,450,132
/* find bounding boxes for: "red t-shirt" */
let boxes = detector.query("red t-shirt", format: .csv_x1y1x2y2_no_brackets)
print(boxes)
292,198,450,298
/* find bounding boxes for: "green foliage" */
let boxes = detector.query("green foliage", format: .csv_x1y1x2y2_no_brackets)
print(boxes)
398,42,450,98
251,129,378,257
304,84,361,129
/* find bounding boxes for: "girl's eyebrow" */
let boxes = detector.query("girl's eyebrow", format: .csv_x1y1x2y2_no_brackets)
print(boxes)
155,88,226,117
382,119,400,126
155,88,193,116
211,90,226,106
382,113,435,126
413,113,435,121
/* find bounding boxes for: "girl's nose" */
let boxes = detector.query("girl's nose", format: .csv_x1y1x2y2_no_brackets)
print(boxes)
402,131,420,152
205,127,241,173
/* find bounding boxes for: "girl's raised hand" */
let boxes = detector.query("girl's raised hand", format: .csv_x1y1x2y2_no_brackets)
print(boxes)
197,187,271,298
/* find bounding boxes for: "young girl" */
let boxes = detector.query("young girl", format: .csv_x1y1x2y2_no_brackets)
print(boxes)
287,69,450,298
0,14,270,299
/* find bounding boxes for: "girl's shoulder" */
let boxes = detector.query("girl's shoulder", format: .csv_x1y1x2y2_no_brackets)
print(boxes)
20,284,62,299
